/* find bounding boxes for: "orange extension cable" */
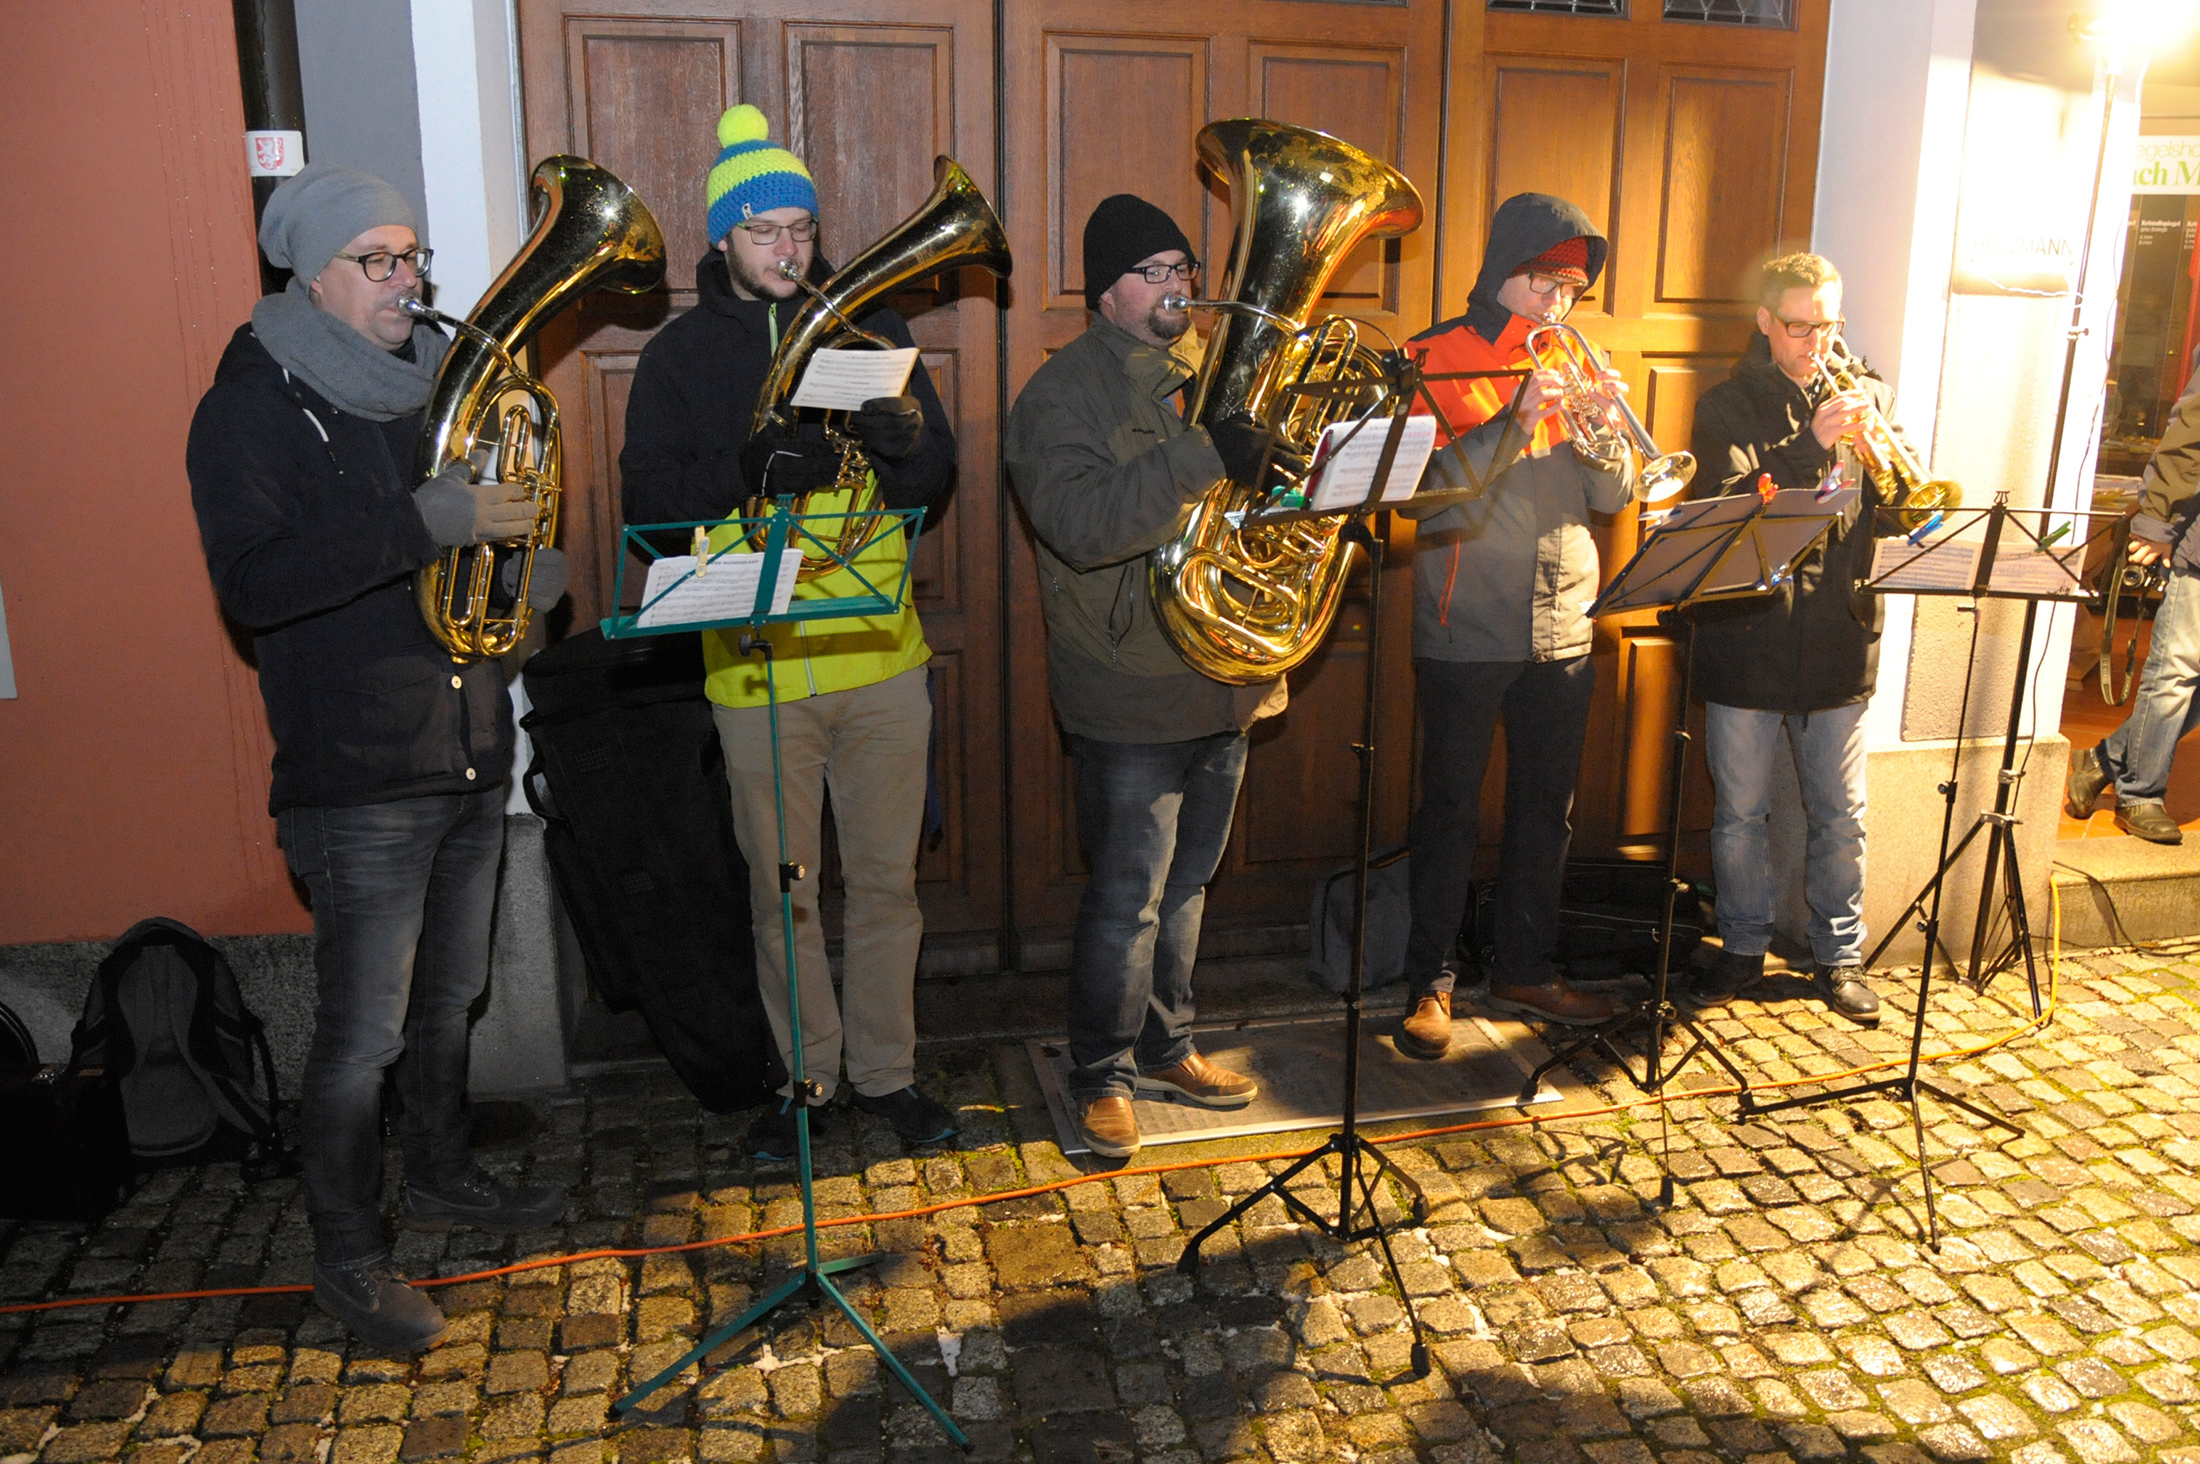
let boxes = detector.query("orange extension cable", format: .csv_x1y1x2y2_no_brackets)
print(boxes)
0,892,2073,1319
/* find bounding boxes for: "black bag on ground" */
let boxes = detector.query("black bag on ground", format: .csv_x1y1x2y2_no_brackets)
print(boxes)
1460,857,1706,983
68,918,288,1174
0,1036,133,1221
522,627,782,1113
1306,845,1413,994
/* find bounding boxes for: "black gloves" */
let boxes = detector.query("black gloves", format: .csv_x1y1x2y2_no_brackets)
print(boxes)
500,546,569,611
740,424,843,499
852,395,924,462
413,459,536,546
1207,415,1309,493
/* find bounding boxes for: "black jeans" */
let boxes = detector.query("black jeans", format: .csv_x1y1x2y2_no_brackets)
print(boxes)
1405,656,1596,994
1065,731,1249,1102
277,789,505,1265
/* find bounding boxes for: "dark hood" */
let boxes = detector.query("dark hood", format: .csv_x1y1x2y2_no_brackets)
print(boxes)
692,247,836,332
1463,193,1608,344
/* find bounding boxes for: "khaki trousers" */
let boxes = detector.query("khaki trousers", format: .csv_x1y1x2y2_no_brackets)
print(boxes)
713,666,930,1101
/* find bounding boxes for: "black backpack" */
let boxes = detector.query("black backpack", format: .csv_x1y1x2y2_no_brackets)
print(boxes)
70,918,289,1174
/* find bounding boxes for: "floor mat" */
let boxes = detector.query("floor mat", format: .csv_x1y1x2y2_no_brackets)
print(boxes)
1028,1011,1567,1155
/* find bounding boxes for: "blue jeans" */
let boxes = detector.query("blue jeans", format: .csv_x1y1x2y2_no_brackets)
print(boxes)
2096,566,2200,804
1406,656,1597,994
277,789,505,1266
1704,701,1868,967
1065,732,1249,1102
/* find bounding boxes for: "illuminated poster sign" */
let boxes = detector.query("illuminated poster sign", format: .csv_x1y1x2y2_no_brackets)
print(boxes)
2134,136,2200,195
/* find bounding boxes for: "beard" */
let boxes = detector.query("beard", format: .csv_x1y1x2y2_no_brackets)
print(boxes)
728,250,803,300
1146,299,1191,342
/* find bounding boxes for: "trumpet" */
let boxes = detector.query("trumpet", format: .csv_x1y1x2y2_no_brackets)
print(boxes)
1812,338,1959,532
1522,322,1693,505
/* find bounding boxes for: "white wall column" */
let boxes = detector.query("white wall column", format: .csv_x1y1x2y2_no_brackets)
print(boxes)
409,0,526,319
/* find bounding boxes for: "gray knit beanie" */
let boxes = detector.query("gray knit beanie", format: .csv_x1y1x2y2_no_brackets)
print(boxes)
259,162,418,285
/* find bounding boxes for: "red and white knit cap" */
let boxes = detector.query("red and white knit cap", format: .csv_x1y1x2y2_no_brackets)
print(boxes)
1511,236,1591,287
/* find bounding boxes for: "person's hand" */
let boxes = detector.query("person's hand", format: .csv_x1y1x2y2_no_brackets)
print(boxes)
740,425,843,499
501,546,569,610
2129,535,2171,567
1208,416,1306,492
851,395,924,462
1811,390,1870,450
413,459,536,546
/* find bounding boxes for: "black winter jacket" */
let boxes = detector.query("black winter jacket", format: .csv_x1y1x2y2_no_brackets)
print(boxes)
187,325,514,814
620,250,955,527
1686,334,1908,712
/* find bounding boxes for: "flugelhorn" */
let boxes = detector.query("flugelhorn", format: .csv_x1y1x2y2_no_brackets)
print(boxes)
408,156,665,660
1522,322,1692,506
744,156,1011,578
1813,338,1958,532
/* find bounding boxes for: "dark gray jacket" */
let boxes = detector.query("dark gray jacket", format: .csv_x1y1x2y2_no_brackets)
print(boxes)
2135,369,2200,575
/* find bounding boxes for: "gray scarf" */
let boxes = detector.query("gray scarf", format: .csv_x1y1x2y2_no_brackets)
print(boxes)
250,278,451,421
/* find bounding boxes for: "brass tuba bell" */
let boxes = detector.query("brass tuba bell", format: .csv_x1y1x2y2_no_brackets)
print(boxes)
1150,119,1423,685
744,156,1011,578
407,156,666,662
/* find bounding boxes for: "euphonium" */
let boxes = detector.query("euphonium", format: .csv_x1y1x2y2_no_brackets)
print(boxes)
1522,322,1693,506
406,156,665,661
1150,119,1423,685
1814,338,1959,531
746,156,1011,578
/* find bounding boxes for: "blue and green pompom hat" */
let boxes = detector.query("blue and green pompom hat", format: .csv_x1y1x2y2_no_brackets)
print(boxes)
706,105,818,244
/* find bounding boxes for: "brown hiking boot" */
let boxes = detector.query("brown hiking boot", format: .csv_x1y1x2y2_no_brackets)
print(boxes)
2116,800,2184,845
1136,1051,1258,1109
1485,977,1614,1028
1397,992,1453,1060
1076,1096,1141,1158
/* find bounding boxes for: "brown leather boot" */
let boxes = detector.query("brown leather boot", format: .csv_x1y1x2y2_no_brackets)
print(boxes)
1397,992,1453,1060
1076,1096,1141,1158
1485,976,1614,1028
1136,1051,1258,1109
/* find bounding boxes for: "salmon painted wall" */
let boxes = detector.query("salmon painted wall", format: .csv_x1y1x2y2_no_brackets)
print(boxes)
0,2,311,941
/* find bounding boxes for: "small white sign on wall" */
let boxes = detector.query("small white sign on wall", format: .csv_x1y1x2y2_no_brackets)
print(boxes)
2135,136,2200,194
245,130,306,178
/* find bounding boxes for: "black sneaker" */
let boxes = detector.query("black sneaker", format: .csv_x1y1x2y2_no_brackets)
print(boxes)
747,1100,828,1162
402,1170,565,1234
312,1256,448,1352
1817,963,1881,1022
1684,948,1764,1010
851,1085,958,1145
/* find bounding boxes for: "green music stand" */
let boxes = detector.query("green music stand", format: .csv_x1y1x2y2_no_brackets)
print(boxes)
601,499,969,1451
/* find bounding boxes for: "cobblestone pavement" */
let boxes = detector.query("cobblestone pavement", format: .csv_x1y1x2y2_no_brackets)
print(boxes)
11,940,2200,1463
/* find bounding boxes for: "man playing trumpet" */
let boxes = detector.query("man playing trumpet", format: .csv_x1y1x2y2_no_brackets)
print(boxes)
1683,252,1912,1022
620,105,959,1160
1393,192,1629,1059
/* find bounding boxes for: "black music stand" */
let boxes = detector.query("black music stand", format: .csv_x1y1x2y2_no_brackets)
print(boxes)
1743,495,2100,1249
1174,352,1533,1378
1519,474,1851,1200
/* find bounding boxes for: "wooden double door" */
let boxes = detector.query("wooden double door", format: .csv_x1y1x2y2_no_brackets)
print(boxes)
516,0,1828,969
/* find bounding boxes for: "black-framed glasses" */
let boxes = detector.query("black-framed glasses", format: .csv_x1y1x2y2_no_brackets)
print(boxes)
734,217,819,246
1521,271,1584,303
1773,312,1843,339
333,246,433,282
1132,259,1200,284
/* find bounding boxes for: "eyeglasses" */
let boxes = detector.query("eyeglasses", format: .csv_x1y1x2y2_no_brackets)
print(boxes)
1521,272,1584,303
1131,260,1200,284
333,247,433,282
1773,313,1844,339
733,218,819,246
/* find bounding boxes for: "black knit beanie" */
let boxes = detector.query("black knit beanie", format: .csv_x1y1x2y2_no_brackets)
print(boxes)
1082,194,1196,310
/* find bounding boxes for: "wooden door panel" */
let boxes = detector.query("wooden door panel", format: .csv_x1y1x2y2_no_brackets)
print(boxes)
785,24,956,254
1248,44,1408,313
1486,55,1625,317
1655,67,1793,306
1047,35,1214,310
564,21,742,261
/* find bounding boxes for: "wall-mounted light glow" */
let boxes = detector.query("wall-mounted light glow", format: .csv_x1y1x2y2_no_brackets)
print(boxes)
2072,0,2200,50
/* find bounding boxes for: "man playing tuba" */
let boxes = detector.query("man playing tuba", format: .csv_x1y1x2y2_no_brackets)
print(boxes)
1004,195,1295,1160
1394,193,1628,1059
186,164,568,1353
620,106,959,1161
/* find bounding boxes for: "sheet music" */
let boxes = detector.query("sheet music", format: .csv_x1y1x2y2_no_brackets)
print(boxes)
1307,415,1438,511
788,347,920,411
1987,549,2085,596
1871,536,1980,591
635,549,802,627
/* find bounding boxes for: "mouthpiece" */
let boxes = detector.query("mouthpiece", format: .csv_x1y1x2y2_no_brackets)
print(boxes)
1161,293,1193,311
777,260,803,280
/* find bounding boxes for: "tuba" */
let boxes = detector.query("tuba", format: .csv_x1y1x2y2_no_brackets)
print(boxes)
1814,338,1959,532
746,156,1011,578
406,156,666,661
1150,119,1423,685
